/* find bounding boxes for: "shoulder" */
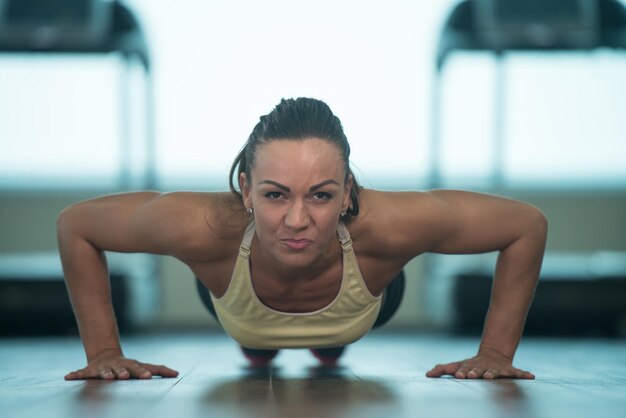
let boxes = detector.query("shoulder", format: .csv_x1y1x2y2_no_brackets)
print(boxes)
348,188,546,260
346,188,451,261
147,191,248,262
155,190,244,221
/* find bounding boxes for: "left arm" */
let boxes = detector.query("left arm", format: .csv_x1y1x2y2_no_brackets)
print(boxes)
425,190,548,379
367,189,548,379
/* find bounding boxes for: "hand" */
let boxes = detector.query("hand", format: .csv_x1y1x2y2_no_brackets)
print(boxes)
425,347,535,380
64,348,179,380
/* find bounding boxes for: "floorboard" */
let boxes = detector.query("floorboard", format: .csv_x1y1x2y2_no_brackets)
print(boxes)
1,330,625,418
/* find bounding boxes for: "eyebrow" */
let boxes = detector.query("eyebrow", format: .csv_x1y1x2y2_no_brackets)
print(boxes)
258,179,340,192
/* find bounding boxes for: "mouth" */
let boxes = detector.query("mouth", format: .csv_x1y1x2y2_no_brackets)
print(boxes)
281,239,313,251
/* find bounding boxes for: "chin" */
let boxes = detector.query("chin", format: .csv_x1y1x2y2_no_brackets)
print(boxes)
276,246,320,267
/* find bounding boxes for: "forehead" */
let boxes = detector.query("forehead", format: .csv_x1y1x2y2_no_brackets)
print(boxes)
252,139,344,182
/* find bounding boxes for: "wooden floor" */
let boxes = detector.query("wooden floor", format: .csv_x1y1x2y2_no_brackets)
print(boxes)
1,330,625,418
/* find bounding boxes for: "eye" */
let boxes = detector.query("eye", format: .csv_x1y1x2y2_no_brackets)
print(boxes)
264,191,284,200
312,192,332,201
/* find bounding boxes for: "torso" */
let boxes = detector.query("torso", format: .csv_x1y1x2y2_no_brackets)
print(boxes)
179,190,416,314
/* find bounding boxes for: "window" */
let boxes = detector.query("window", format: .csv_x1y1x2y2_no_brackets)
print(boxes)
1,0,624,192
0,55,122,189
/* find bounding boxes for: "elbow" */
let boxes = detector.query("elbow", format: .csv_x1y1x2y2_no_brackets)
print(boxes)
56,204,79,240
57,205,72,230
528,206,548,244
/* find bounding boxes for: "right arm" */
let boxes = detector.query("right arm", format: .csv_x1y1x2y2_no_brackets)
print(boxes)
56,191,228,380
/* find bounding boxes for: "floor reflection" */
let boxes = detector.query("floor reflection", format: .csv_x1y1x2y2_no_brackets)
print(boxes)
75,379,116,402
489,380,535,418
203,364,398,418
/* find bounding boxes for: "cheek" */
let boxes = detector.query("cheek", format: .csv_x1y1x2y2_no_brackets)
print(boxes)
252,206,283,233
313,206,343,231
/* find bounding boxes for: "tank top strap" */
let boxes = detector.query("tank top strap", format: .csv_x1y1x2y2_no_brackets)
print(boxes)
239,220,256,258
336,221,353,253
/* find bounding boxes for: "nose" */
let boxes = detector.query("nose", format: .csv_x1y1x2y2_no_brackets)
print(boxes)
284,200,310,230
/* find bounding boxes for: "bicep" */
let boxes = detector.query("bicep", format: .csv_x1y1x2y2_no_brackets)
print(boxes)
376,190,546,257
57,192,197,255
421,190,546,254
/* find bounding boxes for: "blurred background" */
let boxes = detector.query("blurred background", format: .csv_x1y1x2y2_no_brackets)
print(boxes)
0,0,625,337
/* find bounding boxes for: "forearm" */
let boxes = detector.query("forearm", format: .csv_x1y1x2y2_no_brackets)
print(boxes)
57,213,122,361
479,218,547,359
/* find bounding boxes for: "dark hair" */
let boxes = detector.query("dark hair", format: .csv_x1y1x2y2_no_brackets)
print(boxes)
229,97,361,218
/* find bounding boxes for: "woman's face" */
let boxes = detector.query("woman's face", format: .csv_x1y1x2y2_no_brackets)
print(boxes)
240,138,352,269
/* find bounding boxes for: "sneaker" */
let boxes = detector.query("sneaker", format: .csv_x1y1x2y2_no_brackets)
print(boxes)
240,346,279,367
310,346,346,366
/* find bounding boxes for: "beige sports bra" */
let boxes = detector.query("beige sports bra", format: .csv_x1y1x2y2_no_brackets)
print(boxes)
210,220,382,349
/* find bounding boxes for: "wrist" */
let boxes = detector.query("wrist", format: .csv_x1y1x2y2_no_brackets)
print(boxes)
478,345,513,362
87,346,123,363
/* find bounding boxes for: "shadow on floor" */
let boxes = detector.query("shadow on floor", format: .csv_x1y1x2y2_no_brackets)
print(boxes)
203,364,397,417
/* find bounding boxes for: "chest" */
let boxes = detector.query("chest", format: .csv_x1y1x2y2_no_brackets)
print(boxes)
250,257,344,313
191,245,402,313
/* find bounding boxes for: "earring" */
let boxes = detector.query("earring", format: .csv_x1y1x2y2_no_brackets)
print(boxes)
340,211,347,217
247,207,253,214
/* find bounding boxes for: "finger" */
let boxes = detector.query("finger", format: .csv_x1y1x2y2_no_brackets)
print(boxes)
483,368,499,379
140,363,179,378
99,369,115,380
65,368,99,380
467,367,485,379
113,367,130,380
126,365,153,379
500,367,535,380
65,370,82,380
455,364,472,379
425,363,446,378
426,367,443,378
426,362,461,378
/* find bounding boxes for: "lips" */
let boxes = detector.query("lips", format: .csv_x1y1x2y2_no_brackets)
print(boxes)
281,239,313,251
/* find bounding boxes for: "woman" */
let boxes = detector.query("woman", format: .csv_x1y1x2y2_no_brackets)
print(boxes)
58,97,547,381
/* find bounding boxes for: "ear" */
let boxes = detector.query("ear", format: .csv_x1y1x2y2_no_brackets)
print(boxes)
239,172,252,209
342,174,353,213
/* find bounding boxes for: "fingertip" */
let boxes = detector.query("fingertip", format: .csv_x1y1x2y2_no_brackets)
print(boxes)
426,365,443,377
101,371,115,380
115,368,130,380
426,366,443,377
162,368,179,377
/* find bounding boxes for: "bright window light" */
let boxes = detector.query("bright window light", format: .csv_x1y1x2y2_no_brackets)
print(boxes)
0,0,624,192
